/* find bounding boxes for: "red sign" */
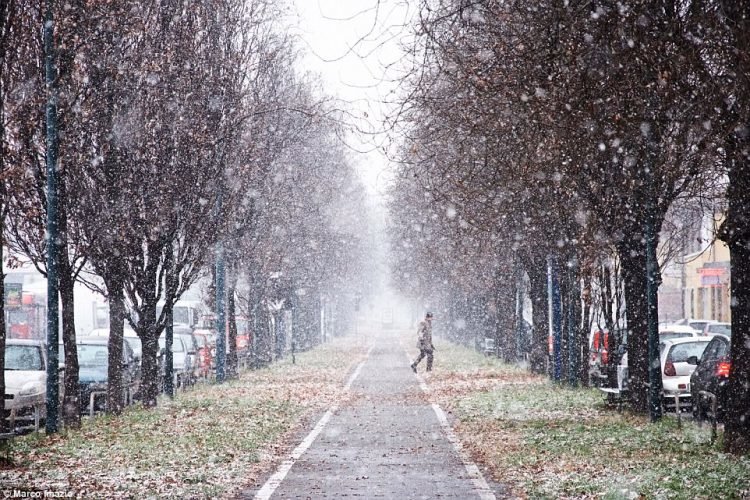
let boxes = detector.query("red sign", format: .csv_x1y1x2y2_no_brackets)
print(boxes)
698,267,726,277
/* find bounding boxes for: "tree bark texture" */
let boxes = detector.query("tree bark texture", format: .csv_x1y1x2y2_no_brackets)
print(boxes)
618,246,649,414
719,135,750,454
227,276,238,378
106,282,125,415
0,226,6,435
526,260,549,375
58,271,80,427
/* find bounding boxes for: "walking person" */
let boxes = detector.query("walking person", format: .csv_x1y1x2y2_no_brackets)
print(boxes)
411,312,434,373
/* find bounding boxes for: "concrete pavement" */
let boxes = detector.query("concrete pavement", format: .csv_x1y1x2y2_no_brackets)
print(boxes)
239,331,504,499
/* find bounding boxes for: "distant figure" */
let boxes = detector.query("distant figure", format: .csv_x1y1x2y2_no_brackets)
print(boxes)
411,312,434,373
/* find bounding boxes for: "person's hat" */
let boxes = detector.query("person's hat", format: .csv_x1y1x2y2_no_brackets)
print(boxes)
425,312,433,318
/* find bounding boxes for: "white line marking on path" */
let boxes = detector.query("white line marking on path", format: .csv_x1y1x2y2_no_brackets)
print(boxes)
432,403,496,500
254,345,373,500
405,349,496,500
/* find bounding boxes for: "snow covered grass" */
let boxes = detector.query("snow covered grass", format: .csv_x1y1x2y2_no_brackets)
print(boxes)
430,340,750,499
0,335,367,498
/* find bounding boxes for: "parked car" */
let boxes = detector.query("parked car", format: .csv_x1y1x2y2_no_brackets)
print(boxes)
616,351,628,393
88,327,137,338
703,322,731,337
660,337,711,413
192,331,213,379
589,328,627,388
3,339,47,431
174,326,200,385
689,333,731,421
194,329,217,367
658,324,701,341
673,318,718,334
158,334,190,389
123,335,142,363
65,336,138,415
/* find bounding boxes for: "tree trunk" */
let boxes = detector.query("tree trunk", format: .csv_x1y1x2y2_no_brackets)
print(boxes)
140,326,159,407
718,135,750,454
106,281,125,415
257,295,272,365
0,223,6,435
581,273,593,387
0,0,9,437
247,265,263,368
227,276,238,378
618,246,649,414
57,168,81,427
58,271,80,427
598,264,615,331
723,239,750,454
560,267,570,382
567,261,583,387
496,284,515,362
526,258,549,375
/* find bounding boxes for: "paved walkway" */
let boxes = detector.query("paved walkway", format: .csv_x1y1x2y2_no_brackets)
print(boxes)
239,331,503,499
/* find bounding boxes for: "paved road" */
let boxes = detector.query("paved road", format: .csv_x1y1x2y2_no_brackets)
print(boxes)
239,331,503,499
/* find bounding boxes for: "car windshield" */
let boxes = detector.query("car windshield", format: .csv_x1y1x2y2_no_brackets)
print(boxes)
78,344,109,366
708,324,731,336
5,345,43,371
668,341,710,363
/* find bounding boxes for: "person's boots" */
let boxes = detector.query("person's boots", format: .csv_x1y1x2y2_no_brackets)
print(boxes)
411,363,417,373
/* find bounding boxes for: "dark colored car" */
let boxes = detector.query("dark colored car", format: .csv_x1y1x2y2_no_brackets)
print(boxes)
689,334,731,421
61,337,138,415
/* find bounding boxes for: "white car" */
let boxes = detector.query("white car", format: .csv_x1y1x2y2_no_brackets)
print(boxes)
672,318,718,334
660,337,712,413
4,339,47,431
703,322,731,337
659,324,702,341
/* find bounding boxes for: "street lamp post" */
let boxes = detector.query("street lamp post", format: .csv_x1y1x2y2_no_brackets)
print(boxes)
44,0,60,435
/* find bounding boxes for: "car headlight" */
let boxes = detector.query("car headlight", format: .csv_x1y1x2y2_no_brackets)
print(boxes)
19,382,43,396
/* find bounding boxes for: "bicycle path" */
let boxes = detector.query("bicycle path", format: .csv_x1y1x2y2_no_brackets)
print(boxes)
239,331,504,499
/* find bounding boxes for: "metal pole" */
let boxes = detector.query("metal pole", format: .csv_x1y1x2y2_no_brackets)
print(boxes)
44,0,60,435
646,177,663,421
